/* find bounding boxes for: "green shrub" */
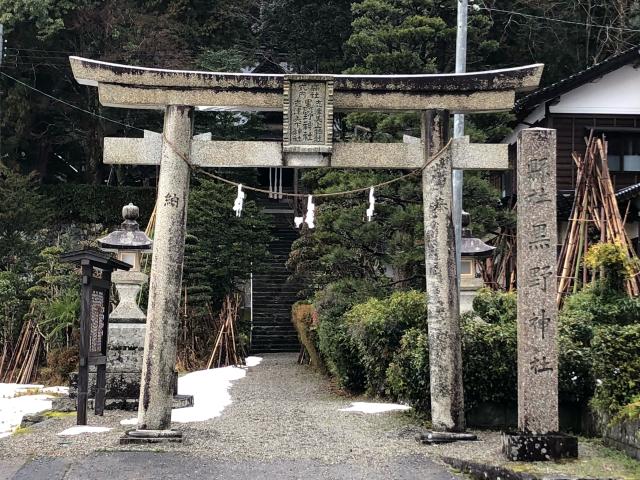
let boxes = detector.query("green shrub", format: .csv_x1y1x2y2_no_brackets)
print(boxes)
462,317,517,410
471,288,516,324
346,290,427,395
614,395,640,423
558,288,640,405
584,241,640,294
561,287,640,329
467,290,595,407
591,324,640,415
315,278,383,392
40,184,156,225
558,322,595,404
386,327,430,411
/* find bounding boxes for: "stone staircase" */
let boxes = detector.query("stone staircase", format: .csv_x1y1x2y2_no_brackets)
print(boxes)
250,198,301,353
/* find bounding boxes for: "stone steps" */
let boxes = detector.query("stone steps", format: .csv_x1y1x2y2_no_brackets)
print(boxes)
250,209,302,354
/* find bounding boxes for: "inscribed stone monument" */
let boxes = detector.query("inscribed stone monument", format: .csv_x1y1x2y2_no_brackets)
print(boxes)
516,128,559,434
503,128,578,461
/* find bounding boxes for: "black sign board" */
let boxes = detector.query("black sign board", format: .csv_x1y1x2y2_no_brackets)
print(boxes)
61,250,130,425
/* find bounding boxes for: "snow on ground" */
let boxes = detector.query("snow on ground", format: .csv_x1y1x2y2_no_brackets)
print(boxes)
244,356,262,367
58,426,111,436
120,356,263,426
339,402,411,414
43,386,69,395
0,383,64,439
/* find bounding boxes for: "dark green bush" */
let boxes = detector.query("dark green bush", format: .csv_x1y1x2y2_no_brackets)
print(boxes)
471,288,516,324
557,287,640,405
346,290,427,395
560,287,640,328
462,317,517,410
315,283,638,419
591,324,640,415
40,184,156,225
386,327,430,411
315,278,383,392
558,323,595,404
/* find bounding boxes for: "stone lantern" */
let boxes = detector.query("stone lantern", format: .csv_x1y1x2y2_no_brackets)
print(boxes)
95,203,152,409
98,203,152,322
459,210,495,313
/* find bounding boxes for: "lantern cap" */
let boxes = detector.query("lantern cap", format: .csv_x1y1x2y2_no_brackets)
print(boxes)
460,210,495,258
97,203,153,251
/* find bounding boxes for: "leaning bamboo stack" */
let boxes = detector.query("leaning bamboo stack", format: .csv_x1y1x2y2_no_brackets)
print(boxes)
557,133,640,305
206,294,245,369
481,222,517,291
0,318,41,384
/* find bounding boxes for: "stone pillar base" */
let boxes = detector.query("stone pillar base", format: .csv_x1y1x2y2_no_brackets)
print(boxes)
120,429,183,444
502,431,578,461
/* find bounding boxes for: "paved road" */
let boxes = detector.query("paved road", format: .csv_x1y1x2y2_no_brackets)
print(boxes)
4,452,459,480
1,354,460,479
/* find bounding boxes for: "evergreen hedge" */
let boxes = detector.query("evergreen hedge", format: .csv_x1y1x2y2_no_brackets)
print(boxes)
592,324,640,415
312,286,638,419
40,184,156,225
346,291,427,396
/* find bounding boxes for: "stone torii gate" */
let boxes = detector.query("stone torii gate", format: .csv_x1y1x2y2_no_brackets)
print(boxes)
70,57,543,440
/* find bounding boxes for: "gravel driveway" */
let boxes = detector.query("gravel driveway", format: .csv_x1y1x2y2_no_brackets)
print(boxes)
0,353,460,479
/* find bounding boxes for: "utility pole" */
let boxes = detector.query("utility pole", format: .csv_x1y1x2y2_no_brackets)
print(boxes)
0,24,4,157
453,0,468,285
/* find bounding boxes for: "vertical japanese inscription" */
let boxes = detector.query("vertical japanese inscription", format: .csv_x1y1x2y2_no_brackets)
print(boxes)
517,128,559,434
89,289,105,353
283,75,334,153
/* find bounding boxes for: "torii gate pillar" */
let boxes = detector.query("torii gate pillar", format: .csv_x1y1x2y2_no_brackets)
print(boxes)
137,105,193,437
422,111,465,431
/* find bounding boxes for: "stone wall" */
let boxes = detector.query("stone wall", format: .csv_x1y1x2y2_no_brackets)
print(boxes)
601,416,640,460
466,402,591,434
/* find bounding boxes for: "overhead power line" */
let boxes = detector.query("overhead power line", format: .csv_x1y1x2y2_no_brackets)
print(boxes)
0,71,144,132
0,69,455,201
477,6,640,33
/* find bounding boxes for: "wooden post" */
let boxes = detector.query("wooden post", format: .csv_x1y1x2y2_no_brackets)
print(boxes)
77,261,92,425
421,110,465,432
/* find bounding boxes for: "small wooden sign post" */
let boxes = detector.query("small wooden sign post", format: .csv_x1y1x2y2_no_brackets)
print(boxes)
61,250,131,425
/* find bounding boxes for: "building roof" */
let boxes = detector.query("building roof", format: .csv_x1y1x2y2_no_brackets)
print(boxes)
507,189,637,221
616,182,640,202
515,45,640,117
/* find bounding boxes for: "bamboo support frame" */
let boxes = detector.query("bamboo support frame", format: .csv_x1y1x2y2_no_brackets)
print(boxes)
557,133,640,306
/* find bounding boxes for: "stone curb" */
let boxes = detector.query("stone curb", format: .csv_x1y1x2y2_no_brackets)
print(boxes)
440,456,616,480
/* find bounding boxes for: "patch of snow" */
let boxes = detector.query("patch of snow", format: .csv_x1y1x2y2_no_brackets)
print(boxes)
171,366,246,423
244,356,262,367
0,383,66,438
339,402,411,414
58,426,111,436
43,386,69,395
121,357,264,425
0,384,44,399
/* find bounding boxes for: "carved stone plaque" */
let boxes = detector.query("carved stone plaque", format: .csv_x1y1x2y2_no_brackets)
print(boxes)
283,75,334,153
89,289,105,353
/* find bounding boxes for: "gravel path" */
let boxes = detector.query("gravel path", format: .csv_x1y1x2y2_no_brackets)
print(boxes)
0,353,461,479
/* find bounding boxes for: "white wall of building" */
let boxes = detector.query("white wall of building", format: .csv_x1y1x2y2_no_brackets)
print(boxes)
550,64,640,115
